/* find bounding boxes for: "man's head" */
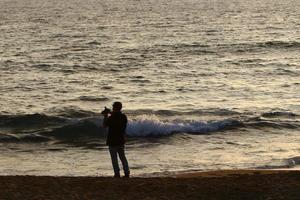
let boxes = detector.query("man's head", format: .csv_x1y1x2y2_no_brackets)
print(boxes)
112,101,122,112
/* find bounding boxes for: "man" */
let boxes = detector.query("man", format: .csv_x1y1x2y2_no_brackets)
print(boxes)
102,101,130,178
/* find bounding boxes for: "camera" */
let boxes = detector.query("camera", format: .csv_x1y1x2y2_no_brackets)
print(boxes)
101,107,111,115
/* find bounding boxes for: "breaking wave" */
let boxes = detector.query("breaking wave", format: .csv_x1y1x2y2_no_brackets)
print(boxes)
0,117,242,143
126,117,241,137
0,109,299,144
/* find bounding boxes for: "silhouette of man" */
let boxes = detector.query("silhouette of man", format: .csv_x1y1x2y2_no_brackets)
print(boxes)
102,101,130,178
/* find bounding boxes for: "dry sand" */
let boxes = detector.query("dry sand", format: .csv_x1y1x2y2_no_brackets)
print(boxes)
0,170,299,200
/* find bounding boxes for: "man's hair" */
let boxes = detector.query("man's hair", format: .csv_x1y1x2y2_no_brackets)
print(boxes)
113,101,122,110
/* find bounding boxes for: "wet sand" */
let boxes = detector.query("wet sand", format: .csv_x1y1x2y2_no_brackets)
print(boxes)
0,170,299,200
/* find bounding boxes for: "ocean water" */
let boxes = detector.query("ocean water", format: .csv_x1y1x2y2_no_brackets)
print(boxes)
0,0,299,176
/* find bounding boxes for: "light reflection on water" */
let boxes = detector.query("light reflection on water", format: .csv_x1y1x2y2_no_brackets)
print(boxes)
0,0,299,114
0,129,299,176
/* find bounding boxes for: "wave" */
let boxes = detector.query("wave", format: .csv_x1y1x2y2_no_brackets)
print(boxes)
128,116,298,136
77,96,109,102
0,109,298,128
218,41,300,52
0,108,241,129
0,109,298,143
150,40,300,55
40,118,104,140
46,106,97,118
0,113,67,128
257,41,300,49
126,117,241,137
126,108,241,116
256,156,300,169
0,133,51,143
261,111,299,118
0,117,241,143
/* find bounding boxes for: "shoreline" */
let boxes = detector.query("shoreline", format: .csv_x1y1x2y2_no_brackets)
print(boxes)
138,167,300,178
174,168,300,177
1,169,299,200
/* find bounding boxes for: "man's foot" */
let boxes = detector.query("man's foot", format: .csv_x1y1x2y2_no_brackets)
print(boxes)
123,174,130,178
113,174,120,178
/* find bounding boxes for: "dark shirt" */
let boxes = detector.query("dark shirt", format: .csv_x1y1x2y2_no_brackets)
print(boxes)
104,112,127,146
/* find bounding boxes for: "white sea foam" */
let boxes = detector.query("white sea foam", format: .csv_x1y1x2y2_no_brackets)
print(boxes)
126,115,238,136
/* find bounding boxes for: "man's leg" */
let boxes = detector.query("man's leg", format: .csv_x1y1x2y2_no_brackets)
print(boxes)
117,145,130,177
109,146,120,177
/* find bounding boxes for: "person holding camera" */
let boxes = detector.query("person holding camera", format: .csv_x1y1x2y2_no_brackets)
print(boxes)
102,101,130,178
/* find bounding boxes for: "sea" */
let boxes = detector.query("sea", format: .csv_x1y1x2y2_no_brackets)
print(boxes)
0,0,299,176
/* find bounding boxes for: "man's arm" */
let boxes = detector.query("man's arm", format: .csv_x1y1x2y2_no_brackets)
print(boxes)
102,115,110,128
123,114,128,130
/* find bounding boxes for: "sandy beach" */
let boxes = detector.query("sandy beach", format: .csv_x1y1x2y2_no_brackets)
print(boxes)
0,170,299,200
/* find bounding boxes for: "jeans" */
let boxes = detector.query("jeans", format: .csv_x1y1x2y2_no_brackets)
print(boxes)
109,145,130,176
